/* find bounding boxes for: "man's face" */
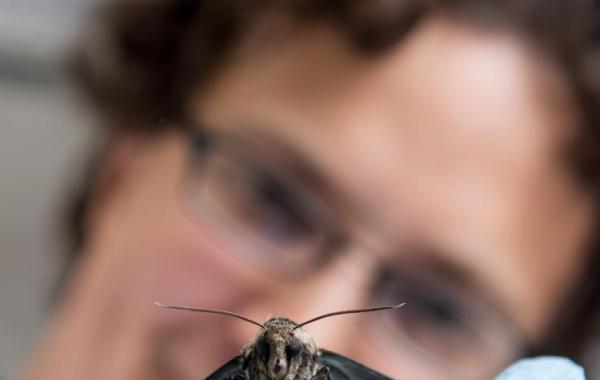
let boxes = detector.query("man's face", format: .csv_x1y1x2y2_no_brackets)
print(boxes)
79,15,592,380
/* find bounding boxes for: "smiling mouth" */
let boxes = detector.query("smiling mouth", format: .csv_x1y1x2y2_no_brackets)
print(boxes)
153,335,241,380
154,349,197,380
154,361,193,380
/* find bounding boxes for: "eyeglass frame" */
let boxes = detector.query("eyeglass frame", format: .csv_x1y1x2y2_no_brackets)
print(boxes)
177,124,536,377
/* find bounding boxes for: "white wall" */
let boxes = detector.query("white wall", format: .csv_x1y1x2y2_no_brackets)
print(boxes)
0,1,96,377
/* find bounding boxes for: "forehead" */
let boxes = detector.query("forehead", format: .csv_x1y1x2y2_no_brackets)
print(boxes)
191,14,591,335
192,15,577,191
263,318,303,342
265,317,296,329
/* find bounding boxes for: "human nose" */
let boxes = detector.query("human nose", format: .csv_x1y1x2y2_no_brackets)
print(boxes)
293,257,375,353
225,242,375,344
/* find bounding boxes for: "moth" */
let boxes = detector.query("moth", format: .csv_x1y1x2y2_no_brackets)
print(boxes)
155,302,404,380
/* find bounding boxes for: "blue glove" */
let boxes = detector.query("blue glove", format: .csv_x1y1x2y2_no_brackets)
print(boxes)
495,357,586,380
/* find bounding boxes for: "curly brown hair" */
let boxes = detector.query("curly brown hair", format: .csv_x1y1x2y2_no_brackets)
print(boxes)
69,0,600,365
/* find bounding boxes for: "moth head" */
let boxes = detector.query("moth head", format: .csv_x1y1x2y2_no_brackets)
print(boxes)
154,301,405,379
255,317,316,379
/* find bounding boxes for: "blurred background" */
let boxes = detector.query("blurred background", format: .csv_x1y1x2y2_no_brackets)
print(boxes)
1,1,600,380
0,1,96,378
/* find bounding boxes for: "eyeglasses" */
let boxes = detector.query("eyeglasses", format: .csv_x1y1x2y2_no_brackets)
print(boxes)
179,128,529,379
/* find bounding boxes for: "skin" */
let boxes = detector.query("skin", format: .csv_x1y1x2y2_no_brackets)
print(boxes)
23,13,593,380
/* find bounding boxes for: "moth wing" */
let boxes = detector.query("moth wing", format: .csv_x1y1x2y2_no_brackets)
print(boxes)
205,355,245,380
317,349,392,380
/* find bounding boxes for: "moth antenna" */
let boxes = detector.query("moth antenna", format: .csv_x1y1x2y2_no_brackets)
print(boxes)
294,303,405,330
154,301,265,329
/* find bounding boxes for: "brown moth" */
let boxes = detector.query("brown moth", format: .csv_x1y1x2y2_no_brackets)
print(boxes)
155,302,404,380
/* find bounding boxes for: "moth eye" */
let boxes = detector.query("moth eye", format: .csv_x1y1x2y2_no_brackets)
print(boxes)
286,342,301,360
256,336,270,362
